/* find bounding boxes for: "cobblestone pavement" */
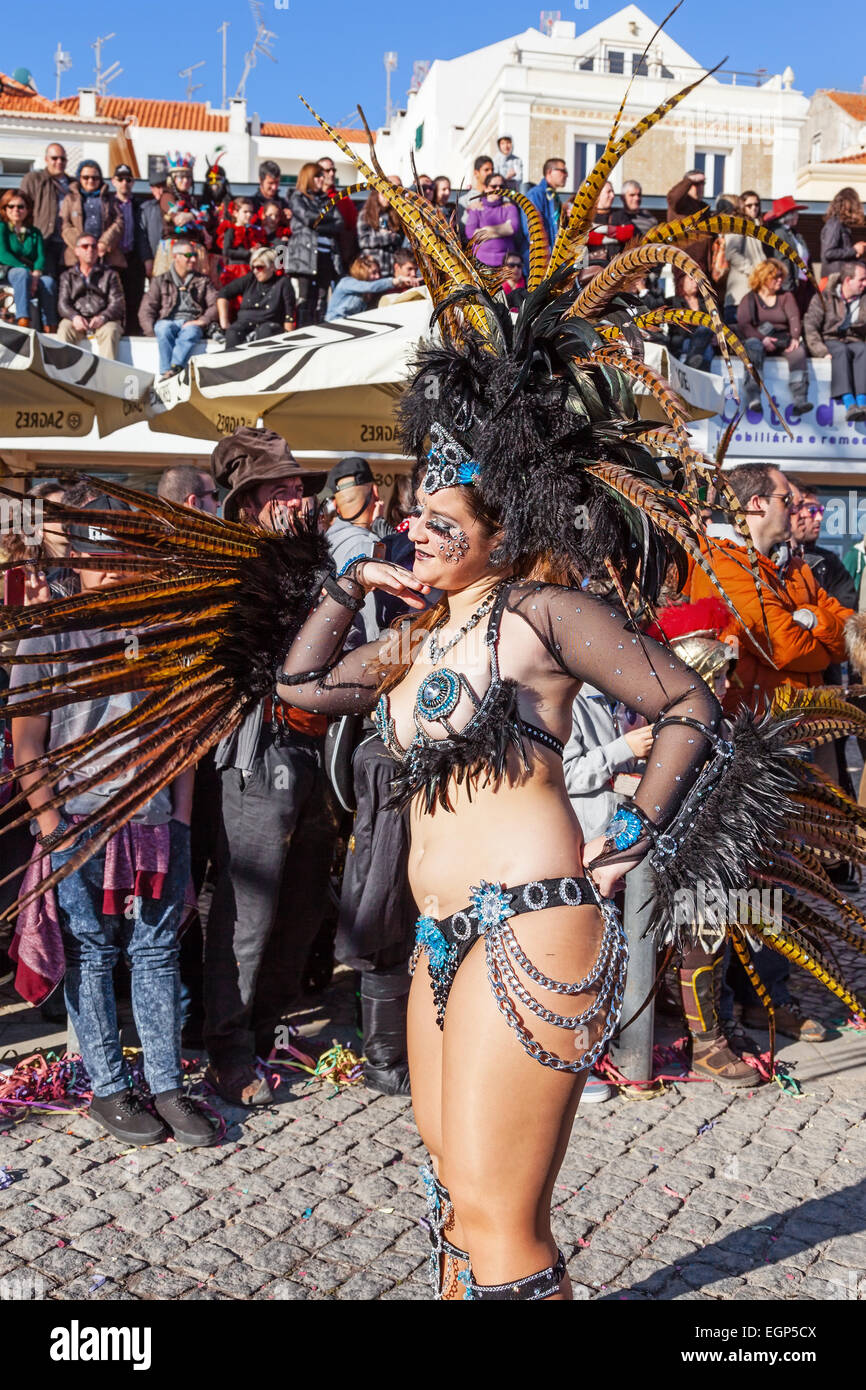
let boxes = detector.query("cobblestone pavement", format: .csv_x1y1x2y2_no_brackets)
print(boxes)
1,957,865,1303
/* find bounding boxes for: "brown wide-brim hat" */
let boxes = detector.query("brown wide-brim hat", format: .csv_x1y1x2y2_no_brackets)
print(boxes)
212,426,320,519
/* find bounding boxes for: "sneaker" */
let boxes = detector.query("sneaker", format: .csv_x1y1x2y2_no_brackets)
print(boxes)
742,1002,827,1042
364,1062,411,1097
89,1089,168,1145
154,1089,218,1146
580,1076,612,1104
204,1062,275,1107
691,1028,758,1086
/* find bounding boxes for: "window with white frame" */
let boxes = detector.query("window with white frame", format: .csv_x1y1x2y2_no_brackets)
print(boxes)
573,138,608,188
694,150,727,198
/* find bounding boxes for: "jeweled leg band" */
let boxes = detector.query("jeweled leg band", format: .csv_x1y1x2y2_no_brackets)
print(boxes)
470,1249,567,1301
419,1165,473,1300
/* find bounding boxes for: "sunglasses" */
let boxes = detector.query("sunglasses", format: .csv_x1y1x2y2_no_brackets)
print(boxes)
115,175,133,183
799,504,825,517
80,175,100,181
760,492,794,507
6,203,26,210
47,155,67,162
78,242,98,249
176,251,197,259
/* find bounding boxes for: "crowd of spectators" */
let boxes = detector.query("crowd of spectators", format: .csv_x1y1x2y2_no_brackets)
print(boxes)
2,138,866,414
1,439,854,1127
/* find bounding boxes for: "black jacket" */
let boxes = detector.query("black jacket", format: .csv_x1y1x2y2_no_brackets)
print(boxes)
216,271,296,324
801,543,857,610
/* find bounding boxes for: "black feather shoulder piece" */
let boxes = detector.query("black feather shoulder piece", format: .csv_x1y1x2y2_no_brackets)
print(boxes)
644,691,866,1024
0,479,333,916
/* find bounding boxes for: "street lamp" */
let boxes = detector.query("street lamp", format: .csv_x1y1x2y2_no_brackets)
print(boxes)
384,51,398,126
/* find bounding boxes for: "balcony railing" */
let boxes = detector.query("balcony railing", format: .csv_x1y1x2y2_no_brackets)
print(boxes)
573,55,773,86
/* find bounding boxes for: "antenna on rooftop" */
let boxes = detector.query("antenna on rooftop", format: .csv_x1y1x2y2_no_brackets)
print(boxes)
53,42,72,102
217,21,230,108
92,32,122,95
234,0,277,101
179,60,206,101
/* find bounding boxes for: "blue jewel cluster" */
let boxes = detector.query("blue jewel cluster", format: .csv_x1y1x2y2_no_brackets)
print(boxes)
604,806,644,851
411,915,458,1027
468,880,515,931
416,668,461,720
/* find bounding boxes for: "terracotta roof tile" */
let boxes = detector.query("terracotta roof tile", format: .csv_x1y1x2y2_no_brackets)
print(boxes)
830,151,866,165
259,122,370,141
0,73,63,115
826,91,866,123
56,94,229,131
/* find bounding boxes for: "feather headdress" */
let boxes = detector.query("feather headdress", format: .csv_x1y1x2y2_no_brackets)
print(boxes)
296,13,807,605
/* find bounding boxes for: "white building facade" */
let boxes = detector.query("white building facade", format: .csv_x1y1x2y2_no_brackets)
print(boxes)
376,5,808,198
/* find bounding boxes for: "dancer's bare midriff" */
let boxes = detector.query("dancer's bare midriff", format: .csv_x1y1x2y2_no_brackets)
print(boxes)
407,745,589,922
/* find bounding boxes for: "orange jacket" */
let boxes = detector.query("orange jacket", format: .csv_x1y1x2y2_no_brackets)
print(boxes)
686,537,851,714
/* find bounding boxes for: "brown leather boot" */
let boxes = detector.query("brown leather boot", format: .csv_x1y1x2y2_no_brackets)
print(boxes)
678,948,759,1087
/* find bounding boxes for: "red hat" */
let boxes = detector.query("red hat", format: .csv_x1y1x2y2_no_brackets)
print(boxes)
763,196,807,222
647,597,730,644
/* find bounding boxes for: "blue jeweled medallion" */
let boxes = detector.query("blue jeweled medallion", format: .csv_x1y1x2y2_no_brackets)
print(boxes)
468,880,515,932
416,668,461,720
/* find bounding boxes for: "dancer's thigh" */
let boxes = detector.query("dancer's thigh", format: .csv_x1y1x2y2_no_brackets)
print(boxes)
407,963,445,1163
440,904,606,1262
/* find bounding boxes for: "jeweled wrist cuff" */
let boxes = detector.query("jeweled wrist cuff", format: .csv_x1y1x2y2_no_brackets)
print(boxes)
321,573,364,612
602,805,647,852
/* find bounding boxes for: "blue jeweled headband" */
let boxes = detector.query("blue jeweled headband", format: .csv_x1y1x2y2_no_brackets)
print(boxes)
422,422,482,494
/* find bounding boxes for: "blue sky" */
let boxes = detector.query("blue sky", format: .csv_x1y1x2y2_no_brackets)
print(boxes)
3,0,855,130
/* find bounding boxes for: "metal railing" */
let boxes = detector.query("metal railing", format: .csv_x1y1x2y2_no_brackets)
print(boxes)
574,55,774,86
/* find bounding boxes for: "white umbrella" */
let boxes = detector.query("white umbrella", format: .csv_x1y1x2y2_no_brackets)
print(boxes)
0,321,153,438
146,299,432,452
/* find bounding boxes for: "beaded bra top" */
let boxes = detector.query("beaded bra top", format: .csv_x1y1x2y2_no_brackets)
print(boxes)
373,585,564,812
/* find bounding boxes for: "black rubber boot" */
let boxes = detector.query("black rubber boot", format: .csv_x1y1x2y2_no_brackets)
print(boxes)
361,966,412,1096
89,1089,168,1145
789,371,814,417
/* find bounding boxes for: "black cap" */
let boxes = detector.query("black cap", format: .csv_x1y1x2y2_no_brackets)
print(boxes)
113,164,134,179
67,493,132,556
324,456,374,497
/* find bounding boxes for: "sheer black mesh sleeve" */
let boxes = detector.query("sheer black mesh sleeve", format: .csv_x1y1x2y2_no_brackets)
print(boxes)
507,583,723,856
276,578,394,716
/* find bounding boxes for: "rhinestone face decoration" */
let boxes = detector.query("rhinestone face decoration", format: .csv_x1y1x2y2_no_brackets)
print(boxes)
416,668,461,720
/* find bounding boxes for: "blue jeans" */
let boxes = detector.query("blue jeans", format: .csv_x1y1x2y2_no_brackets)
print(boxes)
154,318,203,372
51,821,189,1098
7,267,57,327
